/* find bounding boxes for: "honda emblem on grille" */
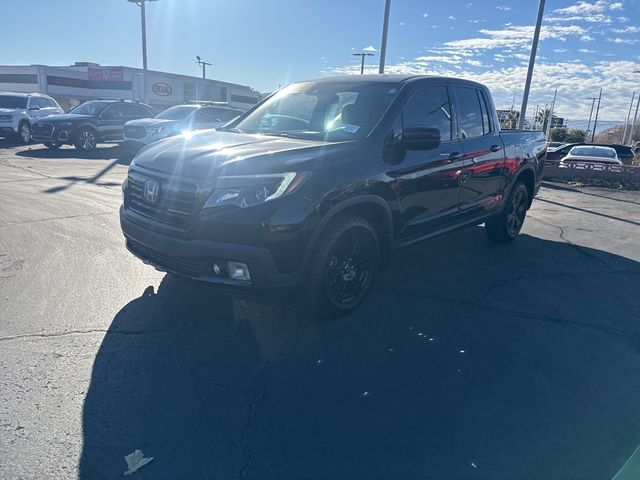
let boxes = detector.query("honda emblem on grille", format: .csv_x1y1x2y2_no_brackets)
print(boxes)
143,180,160,203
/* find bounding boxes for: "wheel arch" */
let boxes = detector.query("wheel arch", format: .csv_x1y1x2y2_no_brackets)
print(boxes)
303,195,394,270
514,166,536,207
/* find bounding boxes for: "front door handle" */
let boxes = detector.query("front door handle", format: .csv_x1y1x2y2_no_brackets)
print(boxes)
489,144,502,153
448,152,463,162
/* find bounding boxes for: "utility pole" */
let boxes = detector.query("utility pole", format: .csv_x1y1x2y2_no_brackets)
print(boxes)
546,89,557,142
353,52,374,74
622,91,636,145
518,0,546,129
628,94,640,145
591,87,602,143
127,0,158,103
586,97,597,137
196,56,212,79
379,0,392,74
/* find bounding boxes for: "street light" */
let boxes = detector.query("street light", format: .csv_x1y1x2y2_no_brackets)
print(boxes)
127,0,158,71
196,56,212,79
353,52,374,75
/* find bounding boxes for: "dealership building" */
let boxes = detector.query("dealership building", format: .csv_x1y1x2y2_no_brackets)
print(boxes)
0,62,260,113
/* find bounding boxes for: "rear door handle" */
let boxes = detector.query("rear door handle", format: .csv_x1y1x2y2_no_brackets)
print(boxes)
489,144,502,153
448,152,463,162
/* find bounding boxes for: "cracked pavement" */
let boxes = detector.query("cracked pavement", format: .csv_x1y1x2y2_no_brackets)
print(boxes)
1,141,640,479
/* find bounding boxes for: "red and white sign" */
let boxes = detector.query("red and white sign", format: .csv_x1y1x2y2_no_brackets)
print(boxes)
152,82,173,96
88,67,124,82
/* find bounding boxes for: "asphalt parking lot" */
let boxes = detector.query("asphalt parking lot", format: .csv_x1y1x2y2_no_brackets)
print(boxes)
1,140,640,480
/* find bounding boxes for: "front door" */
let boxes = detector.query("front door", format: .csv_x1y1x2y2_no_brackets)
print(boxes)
452,86,506,217
97,103,128,140
386,85,464,242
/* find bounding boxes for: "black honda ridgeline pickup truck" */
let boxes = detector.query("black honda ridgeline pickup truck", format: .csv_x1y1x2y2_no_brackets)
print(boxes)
121,75,546,317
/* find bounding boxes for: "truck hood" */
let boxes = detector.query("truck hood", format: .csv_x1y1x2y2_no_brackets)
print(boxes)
125,118,180,128
132,130,348,180
35,113,92,123
0,108,20,115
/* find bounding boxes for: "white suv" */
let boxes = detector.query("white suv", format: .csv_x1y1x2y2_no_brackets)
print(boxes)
0,92,64,144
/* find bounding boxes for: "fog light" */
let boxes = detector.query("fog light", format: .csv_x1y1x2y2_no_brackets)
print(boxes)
227,261,251,282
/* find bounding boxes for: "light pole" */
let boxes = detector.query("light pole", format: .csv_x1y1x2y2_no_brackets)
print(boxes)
622,91,636,144
196,56,212,79
127,0,158,71
518,0,546,129
586,97,597,136
353,53,374,75
379,0,392,73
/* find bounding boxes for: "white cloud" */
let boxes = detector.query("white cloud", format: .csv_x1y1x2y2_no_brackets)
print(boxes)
617,16,630,22
608,37,639,44
612,26,640,33
554,48,568,53
423,12,429,17
447,16,456,20
609,2,624,10
578,48,596,52
495,5,511,11
580,34,594,41
399,22,405,26
363,45,377,52
467,59,484,66
469,19,480,23
466,2,473,7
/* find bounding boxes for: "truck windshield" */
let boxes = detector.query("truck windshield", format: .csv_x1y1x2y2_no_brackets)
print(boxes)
228,81,400,141
0,95,27,109
156,106,196,120
69,101,109,116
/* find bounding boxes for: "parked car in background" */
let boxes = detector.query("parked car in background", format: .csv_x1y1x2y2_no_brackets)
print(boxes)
0,92,64,144
123,103,243,146
30,99,154,151
547,142,634,164
120,75,546,317
560,145,622,165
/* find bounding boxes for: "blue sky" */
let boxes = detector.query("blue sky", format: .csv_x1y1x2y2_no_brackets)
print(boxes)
5,0,640,126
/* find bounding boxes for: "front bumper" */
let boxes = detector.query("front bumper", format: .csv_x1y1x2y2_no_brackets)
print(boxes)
120,207,307,295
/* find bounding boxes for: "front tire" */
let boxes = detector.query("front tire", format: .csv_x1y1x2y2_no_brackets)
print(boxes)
74,127,97,152
485,182,529,243
18,121,31,144
306,214,379,318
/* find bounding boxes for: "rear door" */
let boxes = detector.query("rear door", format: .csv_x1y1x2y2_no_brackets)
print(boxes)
452,85,506,217
387,84,465,241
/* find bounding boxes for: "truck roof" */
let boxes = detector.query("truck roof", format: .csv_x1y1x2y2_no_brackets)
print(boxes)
305,74,487,89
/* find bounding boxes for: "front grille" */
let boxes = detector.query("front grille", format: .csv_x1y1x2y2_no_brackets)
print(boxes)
124,125,146,139
127,172,198,228
127,238,208,277
32,123,54,138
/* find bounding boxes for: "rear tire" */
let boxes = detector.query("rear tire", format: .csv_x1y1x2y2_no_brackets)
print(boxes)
73,127,97,151
306,214,379,318
485,182,529,243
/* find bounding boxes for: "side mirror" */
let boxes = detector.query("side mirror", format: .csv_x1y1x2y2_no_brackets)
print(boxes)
400,127,441,150
28,105,40,111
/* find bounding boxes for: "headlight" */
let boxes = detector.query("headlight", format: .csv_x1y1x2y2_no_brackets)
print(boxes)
204,172,308,209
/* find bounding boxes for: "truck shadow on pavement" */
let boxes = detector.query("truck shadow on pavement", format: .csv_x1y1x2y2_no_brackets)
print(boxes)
14,143,138,165
79,228,640,479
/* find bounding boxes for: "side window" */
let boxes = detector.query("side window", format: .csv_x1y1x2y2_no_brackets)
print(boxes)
103,103,128,117
47,98,58,108
401,86,452,141
454,86,484,139
478,90,493,135
125,104,152,117
35,97,50,108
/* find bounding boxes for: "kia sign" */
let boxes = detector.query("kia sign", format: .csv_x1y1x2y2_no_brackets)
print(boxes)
88,67,124,81
152,82,173,96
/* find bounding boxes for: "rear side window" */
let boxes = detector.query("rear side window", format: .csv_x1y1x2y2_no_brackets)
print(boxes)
478,90,493,134
126,104,152,117
453,86,484,139
401,86,452,141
